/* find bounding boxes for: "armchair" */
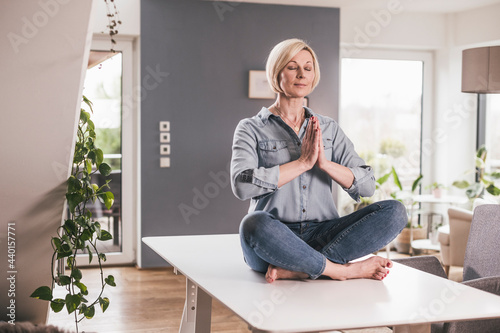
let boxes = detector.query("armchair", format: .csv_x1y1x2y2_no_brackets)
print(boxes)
395,204,500,333
438,207,473,276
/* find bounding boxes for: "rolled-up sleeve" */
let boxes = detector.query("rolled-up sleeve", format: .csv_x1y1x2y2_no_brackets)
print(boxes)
231,120,279,201
332,125,375,202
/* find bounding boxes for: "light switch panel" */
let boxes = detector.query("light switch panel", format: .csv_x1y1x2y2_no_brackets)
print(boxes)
159,121,170,131
160,157,171,168
160,132,170,143
160,144,171,155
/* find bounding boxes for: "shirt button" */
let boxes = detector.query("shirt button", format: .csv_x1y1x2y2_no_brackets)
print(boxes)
302,185,306,189
302,209,306,213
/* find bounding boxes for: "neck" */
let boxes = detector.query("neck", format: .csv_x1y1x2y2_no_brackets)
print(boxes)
273,95,304,121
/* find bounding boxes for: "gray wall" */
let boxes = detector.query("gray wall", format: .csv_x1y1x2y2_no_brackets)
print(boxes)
140,0,340,267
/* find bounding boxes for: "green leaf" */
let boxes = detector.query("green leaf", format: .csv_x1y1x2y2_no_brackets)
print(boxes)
104,191,114,210
64,219,77,236
80,110,90,123
82,95,94,113
95,148,104,166
105,275,116,287
71,268,82,281
66,193,84,214
87,119,95,132
51,237,62,251
50,299,65,313
57,275,71,286
376,171,392,185
81,229,92,242
488,172,500,180
75,282,88,295
99,163,112,177
98,253,107,262
453,180,470,189
486,184,500,196
67,176,82,193
391,167,403,191
99,297,110,312
85,159,92,174
84,304,95,319
411,175,423,193
67,257,76,270
65,294,81,314
30,286,52,301
57,246,73,259
98,230,113,241
87,246,93,264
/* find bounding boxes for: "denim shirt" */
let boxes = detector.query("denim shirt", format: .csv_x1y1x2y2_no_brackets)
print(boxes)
230,107,375,222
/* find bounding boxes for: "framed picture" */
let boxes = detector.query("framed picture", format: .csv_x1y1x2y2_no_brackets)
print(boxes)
248,70,275,99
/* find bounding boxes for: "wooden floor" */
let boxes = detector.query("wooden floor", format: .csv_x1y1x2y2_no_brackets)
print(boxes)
47,252,461,333
48,266,250,333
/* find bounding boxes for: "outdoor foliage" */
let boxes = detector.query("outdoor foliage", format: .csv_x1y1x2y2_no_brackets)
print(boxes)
453,146,500,199
31,96,116,333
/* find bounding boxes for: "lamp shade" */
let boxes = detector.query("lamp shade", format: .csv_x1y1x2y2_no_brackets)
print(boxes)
462,46,500,93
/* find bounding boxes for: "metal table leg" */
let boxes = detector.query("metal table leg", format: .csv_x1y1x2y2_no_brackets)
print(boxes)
179,278,212,333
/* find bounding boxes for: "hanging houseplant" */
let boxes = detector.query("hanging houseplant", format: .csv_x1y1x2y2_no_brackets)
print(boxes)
30,96,116,333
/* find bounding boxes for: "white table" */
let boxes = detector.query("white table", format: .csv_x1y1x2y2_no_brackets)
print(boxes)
143,234,500,333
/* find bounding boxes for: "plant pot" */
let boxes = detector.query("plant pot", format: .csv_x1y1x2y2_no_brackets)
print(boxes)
432,188,442,198
395,227,427,254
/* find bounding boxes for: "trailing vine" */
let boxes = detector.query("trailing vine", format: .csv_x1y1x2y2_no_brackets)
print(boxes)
103,0,122,52
31,96,116,333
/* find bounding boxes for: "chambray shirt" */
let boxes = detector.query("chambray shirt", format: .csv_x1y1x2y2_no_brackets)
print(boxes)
230,107,375,223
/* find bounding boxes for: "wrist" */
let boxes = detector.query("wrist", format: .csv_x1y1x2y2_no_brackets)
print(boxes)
297,157,313,172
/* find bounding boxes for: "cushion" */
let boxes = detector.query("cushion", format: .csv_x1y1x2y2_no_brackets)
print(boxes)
437,224,450,245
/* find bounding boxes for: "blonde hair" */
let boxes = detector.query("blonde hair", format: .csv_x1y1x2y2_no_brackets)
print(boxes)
266,38,321,94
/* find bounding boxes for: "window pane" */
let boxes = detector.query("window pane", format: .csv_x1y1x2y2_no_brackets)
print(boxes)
82,52,123,253
339,58,423,214
486,94,500,172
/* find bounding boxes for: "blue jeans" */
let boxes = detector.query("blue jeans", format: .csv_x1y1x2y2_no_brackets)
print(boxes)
239,200,407,279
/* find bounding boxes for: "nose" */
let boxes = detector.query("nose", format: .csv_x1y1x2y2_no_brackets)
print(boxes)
297,68,304,78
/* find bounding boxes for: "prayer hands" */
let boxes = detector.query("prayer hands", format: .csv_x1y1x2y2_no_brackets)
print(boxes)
298,116,327,170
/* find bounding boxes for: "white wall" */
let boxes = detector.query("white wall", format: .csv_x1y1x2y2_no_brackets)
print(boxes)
0,0,95,324
340,4,500,195
91,0,140,36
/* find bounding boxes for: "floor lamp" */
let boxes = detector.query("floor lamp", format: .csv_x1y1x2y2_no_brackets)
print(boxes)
461,46,500,151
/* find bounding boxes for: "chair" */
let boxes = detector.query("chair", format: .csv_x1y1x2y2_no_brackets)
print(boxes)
438,207,473,276
395,204,500,333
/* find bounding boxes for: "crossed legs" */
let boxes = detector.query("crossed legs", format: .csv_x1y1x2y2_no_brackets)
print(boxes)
239,200,407,283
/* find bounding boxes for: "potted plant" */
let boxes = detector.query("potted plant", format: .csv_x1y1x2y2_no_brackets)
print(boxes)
377,167,425,254
30,96,116,333
426,182,446,198
453,145,500,200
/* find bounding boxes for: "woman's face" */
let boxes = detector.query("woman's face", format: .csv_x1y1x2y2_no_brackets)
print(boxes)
278,49,315,98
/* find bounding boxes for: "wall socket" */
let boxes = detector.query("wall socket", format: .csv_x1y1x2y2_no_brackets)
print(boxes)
159,121,170,131
160,144,171,155
160,132,170,143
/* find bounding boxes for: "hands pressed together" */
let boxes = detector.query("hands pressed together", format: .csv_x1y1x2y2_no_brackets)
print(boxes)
298,116,328,171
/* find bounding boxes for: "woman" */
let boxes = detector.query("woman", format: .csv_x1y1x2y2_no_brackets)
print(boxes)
230,38,407,283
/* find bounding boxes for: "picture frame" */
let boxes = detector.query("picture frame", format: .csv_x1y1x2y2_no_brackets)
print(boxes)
248,70,275,99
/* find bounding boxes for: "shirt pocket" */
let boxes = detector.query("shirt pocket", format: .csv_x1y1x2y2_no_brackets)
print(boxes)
258,140,291,168
322,138,333,161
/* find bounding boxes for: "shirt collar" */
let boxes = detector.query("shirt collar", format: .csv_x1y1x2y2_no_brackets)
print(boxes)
257,106,315,124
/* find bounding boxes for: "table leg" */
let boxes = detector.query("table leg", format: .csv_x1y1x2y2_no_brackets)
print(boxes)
179,278,212,333
393,324,430,333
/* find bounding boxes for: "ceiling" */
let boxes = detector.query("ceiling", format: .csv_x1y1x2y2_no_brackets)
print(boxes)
230,0,500,13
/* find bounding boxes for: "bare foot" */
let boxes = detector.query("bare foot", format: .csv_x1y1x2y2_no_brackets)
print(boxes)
265,265,308,283
323,256,392,281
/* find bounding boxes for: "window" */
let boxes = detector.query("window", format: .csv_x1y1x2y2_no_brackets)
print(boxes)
485,94,500,172
338,51,432,215
79,38,136,265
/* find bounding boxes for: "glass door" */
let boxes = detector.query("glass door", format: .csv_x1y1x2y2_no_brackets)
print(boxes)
79,38,135,265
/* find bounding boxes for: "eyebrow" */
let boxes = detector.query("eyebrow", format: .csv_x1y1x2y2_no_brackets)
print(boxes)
288,60,313,64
